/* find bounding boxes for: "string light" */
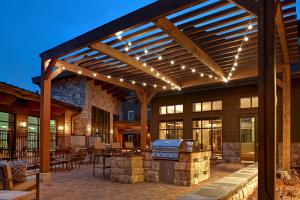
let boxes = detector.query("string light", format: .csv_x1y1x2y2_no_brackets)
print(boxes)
209,75,213,79
214,77,218,80
107,75,111,79
170,60,175,65
125,47,129,52
235,55,239,59
136,56,140,60
191,69,196,73
131,80,136,84
78,71,82,75
93,73,97,77
156,72,160,77
153,84,157,88
181,65,186,70
200,73,204,77
150,68,154,72
143,83,147,86
163,86,166,90
120,78,124,82
158,56,162,60
244,36,249,42
143,63,147,67
117,35,122,40
144,49,148,54
238,47,242,52
128,42,132,46
248,24,253,30
62,67,65,70
234,62,238,67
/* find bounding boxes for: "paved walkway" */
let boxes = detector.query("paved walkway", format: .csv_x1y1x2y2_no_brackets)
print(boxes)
40,163,245,200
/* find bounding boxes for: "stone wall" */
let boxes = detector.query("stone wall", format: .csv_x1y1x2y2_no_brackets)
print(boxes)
144,151,211,186
278,143,300,168
223,142,240,163
110,155,145,184
225,176,258,200
52,77,122,138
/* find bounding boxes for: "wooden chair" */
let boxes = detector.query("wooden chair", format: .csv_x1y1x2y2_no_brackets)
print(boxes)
124,142,136,152
0,163,39,200
110,142,121,153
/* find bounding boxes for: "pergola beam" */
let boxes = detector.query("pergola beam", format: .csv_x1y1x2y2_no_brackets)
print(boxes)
227,0,258,16
275,0,290,64
90,43,179,86
40,0,205,60
154,17,226,79
55,60,144,93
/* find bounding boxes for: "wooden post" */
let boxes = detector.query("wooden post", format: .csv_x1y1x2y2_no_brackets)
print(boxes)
140,93,148,150
258,0,276,199
282,64,291,171
40,60,52,174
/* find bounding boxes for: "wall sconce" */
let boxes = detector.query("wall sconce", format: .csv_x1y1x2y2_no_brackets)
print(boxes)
58,126,64,131
20,122,27,128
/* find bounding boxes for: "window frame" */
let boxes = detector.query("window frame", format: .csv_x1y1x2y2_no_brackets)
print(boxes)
159,120,183,139
159,104,183,115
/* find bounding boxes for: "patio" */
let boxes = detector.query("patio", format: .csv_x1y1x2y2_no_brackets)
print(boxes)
40,163,245,200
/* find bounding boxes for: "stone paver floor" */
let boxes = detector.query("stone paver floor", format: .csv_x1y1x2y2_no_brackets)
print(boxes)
41,163,245,200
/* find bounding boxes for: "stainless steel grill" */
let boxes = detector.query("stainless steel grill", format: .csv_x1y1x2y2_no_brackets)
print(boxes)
151,139,194,160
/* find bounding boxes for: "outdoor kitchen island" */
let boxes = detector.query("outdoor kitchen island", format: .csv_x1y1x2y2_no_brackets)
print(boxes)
109,140,211,186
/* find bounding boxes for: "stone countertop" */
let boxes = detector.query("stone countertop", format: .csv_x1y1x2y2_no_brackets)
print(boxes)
0,190,34,200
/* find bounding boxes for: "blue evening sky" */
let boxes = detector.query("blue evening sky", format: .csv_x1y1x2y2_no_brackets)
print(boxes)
0,1,299,92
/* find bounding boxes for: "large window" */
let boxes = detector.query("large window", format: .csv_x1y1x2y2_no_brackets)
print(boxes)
159,104,183,115
28,117,56,150
91,106,110,143
240,96,258,108
159,120,183,139
192,118,222,159
0,112,14,150
127,111,135,121
193,100,222,112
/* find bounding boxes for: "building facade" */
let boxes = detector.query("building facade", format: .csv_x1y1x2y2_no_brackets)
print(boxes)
150,77,300,166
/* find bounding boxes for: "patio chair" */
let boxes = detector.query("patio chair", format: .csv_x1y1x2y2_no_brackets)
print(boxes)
110,142,121,153
124,142,137,152
0,163,39,200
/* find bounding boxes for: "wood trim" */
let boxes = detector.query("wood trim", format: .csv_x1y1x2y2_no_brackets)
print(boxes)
154,17,225,79
55,60,144,93
276,78,283,88
43,58,58,80
40,0,205,60
90,42,179,86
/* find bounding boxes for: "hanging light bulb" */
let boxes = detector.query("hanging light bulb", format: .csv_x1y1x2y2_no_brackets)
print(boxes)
170,60,175,65
223,77,228,83
143,83,147,86
93,73,97,77
128,42,132,46
163,86,166,90
144,49,148,54
248,24,253,30
120,78,124,82
229,72,232,77
234,62,238,67
209,75,213,79
158,56,162,60
162,77,165,81
125,46,129,52
244,36,249,42
200,73,204,77
191,69,196,73
238,47,242,52
78,71,82,75
136,56,140,60
181,65,186,70
143,63,147,67
156,72,160,77
232,66,236,71
150,68,154,72
131,80,136,84
215,77,218,80
153,84,157,88
107,75,111,79
235,55,239,59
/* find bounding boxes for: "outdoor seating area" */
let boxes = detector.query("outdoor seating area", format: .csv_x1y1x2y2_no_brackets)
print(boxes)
0,0,299,199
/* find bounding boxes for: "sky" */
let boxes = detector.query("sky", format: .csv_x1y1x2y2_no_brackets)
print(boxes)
0,0,299,92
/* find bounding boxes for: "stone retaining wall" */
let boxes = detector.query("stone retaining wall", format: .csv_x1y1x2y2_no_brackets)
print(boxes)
110,155,145,184
144,151,211,186
225,176,258,200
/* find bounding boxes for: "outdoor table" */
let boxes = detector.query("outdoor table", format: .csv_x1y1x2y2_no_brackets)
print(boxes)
92,153,112,178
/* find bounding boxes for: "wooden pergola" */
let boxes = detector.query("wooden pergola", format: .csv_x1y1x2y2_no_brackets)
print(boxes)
39,0,298,198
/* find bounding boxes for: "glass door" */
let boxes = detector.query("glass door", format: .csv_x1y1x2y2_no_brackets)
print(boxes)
240,117,256,163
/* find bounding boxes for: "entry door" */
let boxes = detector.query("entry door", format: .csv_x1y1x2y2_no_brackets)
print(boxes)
240,117,256,163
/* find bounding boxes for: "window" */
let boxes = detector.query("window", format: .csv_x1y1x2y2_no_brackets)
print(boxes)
127,111,135,121
92,106,110,143
193,101,222,112
159,104,183,115
28,116,40,149
192,118,222,159
0,112,14,150
212,101,222,110
159,120,183,139
240,97,258,108
50,120,56,150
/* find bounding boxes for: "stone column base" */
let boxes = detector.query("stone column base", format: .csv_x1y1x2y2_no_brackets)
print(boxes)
40,172,51,182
